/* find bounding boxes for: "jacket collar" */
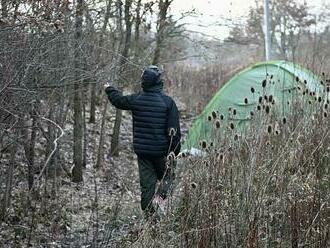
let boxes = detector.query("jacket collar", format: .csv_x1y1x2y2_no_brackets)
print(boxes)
141,80,163,93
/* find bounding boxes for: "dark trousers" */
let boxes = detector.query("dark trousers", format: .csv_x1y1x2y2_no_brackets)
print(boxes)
137,156,174,213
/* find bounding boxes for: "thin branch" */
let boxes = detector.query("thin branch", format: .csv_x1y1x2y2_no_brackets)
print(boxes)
30,116,64,191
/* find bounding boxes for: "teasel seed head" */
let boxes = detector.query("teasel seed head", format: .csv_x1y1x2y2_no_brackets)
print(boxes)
200,140,207,149
230,122,235,130
169,128,176,136
268,95,273,103
265,105,270,114
207,115,212,121
251,87,255,93
262,79,267,88
167,152,175,162
215,120,221,129
244,98,248,104
212,111,217,119
282,117,287,125
267,125,272,134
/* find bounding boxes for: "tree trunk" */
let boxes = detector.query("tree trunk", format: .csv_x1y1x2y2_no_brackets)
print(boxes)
110,109,122,156
90,0,113,123
72,0,84,183
72,86,84,182
22,113,37,190
95,97,108,168
152,0,172,65
1,0,8,18
83,99,87,167
110,0,132,156
134,0,142,56
90,83,97,123
1,139,17,221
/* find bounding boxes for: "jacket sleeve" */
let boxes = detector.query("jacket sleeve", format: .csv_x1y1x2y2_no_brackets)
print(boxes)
105,86,135,110
167,99,181,156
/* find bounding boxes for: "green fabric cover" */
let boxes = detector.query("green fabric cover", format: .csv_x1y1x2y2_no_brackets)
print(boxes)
184,60,326,149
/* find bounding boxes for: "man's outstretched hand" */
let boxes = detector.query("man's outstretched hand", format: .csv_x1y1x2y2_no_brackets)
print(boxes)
104,82,112,90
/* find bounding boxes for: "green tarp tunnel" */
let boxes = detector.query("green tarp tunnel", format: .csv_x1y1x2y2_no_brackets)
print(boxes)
183,60,328,149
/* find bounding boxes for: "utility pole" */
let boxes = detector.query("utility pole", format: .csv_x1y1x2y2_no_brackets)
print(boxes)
264,0,271,61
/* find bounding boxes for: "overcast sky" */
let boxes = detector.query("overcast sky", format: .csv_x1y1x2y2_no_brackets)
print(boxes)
170,0,330,39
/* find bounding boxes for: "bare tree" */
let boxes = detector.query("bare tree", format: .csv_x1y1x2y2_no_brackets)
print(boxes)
1,0,8,18
110,0,133,156
22,110,38,190
90,0,114,124
134,0,142,55
229,0,315,60
0,132,17,221
71,0,84,183
152,0,173,65
95,98,108,169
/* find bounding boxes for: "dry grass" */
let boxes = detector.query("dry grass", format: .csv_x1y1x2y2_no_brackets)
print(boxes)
129,77,330,248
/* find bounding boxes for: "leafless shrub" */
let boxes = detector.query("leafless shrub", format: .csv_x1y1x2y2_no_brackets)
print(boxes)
133,76,330,248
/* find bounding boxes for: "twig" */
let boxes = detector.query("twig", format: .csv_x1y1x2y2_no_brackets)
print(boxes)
30,116,64,191
304,202,326,240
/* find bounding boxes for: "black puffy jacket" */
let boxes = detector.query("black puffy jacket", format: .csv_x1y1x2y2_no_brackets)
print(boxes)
105,83,181,157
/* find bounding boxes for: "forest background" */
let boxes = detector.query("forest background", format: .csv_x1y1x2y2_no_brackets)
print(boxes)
0,0,329,247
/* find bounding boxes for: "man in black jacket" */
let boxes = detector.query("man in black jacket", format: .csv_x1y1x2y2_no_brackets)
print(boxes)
104,65,181,217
